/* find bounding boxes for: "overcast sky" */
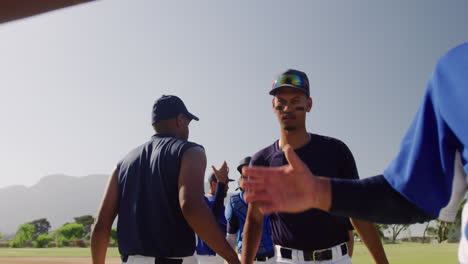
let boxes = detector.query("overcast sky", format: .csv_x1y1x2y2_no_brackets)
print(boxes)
1,0,468,188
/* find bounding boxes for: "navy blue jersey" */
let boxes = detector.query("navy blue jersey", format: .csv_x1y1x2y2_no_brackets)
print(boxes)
251,134,356,250
225,192,274,256
116,134,201,257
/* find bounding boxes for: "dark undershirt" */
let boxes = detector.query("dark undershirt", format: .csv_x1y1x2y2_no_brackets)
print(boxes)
330,175,435,224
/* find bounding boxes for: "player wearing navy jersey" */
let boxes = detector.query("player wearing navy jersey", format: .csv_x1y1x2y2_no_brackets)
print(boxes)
91,95,239,264
241,43,468,263
241,70,388,264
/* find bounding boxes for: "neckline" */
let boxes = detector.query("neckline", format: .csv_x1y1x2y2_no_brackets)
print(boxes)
275,133,312,153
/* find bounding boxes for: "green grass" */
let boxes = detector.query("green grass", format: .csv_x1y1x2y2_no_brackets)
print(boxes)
352,242,458,264
0,243,459,263
0,247,119,257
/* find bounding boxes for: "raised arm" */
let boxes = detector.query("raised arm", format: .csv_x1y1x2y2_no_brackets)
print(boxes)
211,161,229,220
178,147,239,264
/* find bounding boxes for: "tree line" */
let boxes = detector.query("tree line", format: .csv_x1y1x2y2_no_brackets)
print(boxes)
3,215,117,248
1,201,464,247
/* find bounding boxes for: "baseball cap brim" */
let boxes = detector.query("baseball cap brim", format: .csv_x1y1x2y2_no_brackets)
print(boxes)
269,84,309,96
209,173,235,183
185,111,199,121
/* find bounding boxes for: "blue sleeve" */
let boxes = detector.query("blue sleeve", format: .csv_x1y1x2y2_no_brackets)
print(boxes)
384,43,468,217
225,197,234,221
225,197,240,234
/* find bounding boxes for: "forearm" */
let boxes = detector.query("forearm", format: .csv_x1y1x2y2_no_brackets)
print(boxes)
241,204,263,264
330,175,435,224
213,182,226,218
182,199,237,262
351,219,388,264
90,223,111,264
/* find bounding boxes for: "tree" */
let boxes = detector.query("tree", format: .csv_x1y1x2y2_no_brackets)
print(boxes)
74,215,94,235
10,223,34,248
54,223,85,247
110,228,117,246
381,224,409,243
435,220,451,243
29,218,51,239
0,232,3,240
422,220,433,243
55,223,85,240
375,224,386,239
33,234,53,248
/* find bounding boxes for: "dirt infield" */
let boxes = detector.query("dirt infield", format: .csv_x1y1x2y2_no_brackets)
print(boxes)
0,257,121,264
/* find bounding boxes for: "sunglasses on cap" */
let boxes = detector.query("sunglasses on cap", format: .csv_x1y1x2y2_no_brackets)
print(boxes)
272,73,309,89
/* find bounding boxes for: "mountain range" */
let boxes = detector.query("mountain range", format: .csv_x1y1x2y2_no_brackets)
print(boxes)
0,174,218,235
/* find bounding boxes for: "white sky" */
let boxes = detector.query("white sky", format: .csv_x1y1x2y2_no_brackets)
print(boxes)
1,0,468,188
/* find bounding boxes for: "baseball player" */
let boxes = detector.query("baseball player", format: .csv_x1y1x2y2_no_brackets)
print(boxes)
241,43,468,263
241,70,388,264
91,95,239,264
196,162,235,264
225,157,276,263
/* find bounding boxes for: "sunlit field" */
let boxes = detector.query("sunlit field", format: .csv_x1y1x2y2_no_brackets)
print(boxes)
0,242,459,264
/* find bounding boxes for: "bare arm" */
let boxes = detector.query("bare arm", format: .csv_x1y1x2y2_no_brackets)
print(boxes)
241,203,264,264
178,147,239,264
351,218,389,264
91,168,119,264
346,230,354,257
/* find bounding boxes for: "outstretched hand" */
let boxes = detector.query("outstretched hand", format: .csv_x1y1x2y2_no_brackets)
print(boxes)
212,161,229,184
241,145,331,214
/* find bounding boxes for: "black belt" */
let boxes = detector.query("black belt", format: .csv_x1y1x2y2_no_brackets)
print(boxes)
121,255,183,264
254,251,275,262
280,244,347,262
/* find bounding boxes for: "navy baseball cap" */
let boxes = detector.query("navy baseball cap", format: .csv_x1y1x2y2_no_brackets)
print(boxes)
208,172,235,184
270,69,310,97
151,95,199,125
237,156,251,174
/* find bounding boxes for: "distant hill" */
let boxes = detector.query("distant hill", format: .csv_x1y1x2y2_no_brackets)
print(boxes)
0,174,109,235
0,174,225,235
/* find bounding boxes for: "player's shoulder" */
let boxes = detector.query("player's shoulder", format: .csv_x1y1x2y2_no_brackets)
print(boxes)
310,133,349,150
251,142,278,165
119,141,150,165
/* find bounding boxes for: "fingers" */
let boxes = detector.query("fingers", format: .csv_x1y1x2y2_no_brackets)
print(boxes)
243,165,288,179
240,178,266,192
243,190,271,204
283,145,304,170
258,204,277,215
211,165,218,173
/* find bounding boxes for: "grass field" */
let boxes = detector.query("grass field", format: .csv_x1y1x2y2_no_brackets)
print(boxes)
0,242,459,264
